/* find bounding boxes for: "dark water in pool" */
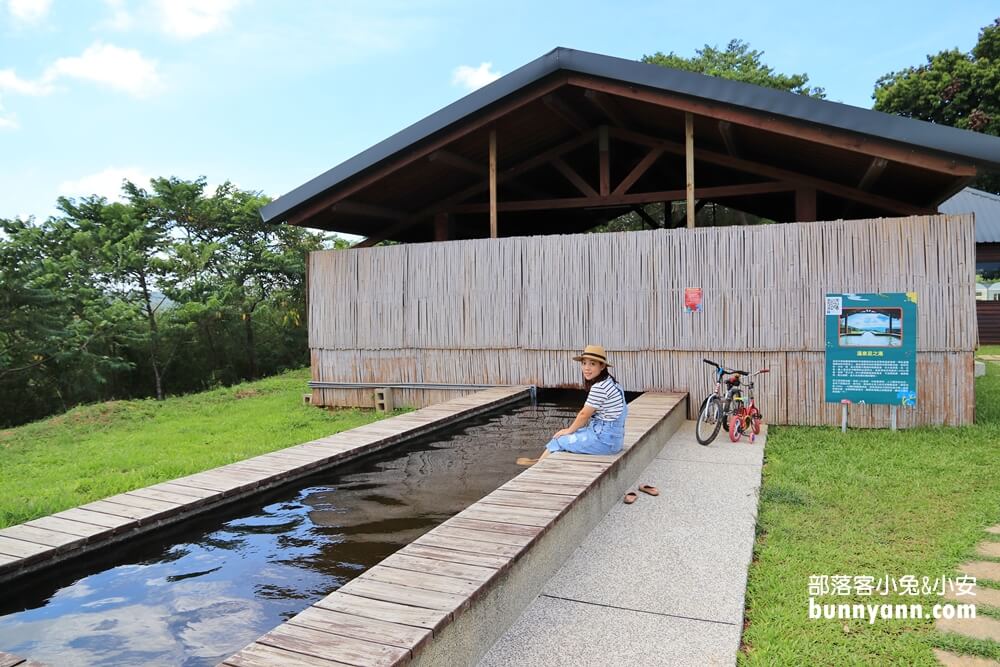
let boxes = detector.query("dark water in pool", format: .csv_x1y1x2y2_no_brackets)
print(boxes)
0,392,584,666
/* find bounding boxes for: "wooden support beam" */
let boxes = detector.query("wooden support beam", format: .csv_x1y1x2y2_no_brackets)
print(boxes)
583,90,629,127
795,187,817,221
434,212,450,241
631,205,660,229
613,147,664,196
489,129,497,238
857,157,888,191
356,131,597,246
543,93,590,131
685,112,695,229
718,121,741,158
568,76,977,177
599,126,610,197
608,126,933,216
552,156,599,197
330,201,407,221
451,181,794,213
428,150,486,176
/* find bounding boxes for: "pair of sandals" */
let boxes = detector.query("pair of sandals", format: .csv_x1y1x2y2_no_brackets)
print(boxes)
623,484,659,504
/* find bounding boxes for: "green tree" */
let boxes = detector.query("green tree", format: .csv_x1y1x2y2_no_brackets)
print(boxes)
642,39,825,97
57,195,179,400
873,18,1000,193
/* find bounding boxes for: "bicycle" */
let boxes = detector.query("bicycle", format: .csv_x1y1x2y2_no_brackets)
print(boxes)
695,359,748,445
728,367,770,443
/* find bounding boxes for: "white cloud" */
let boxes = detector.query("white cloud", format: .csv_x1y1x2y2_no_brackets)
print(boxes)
43,42,163,98
100,0,133,31
0,99,18,129
58,167,151,201
451,62,502,91
7,0,51,23
0,68,54,95
154,0,240,39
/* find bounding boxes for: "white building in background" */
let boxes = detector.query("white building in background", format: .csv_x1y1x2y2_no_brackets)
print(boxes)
990,282,1000,301
977,283,989,300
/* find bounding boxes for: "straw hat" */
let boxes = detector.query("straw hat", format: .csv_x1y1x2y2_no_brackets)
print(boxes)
573,344,612,367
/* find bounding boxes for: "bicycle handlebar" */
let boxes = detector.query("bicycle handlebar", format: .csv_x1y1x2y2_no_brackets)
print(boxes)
704,359,769,376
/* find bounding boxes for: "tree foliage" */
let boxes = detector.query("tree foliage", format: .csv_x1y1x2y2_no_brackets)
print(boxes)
873,18,1000,193
0,178,335,427
642,39,825,98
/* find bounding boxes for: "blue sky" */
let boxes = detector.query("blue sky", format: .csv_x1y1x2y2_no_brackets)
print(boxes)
0,0,996,221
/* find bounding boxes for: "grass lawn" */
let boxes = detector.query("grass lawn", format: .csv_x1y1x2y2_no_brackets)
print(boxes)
0,368,397,529
741,360,1000,665
977,344,1000,357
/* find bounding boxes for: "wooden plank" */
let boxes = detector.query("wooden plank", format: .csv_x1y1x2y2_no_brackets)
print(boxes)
0,535,51,559
365,564,484,596
460,504,558,528
489,128,498,238
500,479,585,497
316,592,449,631
224,642,353,667
25,515,109,538
290,605,431,652
52,508,132,529
599,125,610,196
0,553,21,567
79,500,164,522
261,622,410,667
477,489,575,512
380,553,497,583
427,524,535,547
400,543,512,570
413,532,524,560
102,493,183,513
0,652,26,667
686,111,695,228
340,577,466,612
0,525,82,549
126,487,208,506
148,482,218,499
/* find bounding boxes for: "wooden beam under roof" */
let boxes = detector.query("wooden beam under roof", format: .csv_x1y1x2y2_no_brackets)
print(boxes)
568,76,978,177
330,201,406,221
584,90,630,127
608,126,934,216
552,156,599,197
543,93,591,131
451,181,794,213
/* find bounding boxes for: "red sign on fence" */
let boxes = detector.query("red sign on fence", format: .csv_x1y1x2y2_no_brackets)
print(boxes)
684,287,702,313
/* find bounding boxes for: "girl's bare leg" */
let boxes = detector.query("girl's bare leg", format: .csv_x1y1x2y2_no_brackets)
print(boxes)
516,449,551,466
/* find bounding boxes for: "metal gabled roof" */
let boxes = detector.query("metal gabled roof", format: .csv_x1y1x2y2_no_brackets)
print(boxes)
262,46,1000,224
940,188,1000,243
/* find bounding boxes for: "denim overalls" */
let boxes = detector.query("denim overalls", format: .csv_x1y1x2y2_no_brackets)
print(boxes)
545,382,628,455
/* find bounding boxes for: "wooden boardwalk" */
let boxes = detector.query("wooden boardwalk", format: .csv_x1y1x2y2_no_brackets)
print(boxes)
0,386,531,586
221,391,686,667
0,650,44,667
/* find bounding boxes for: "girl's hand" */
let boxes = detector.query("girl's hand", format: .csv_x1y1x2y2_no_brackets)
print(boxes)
553,428,573,439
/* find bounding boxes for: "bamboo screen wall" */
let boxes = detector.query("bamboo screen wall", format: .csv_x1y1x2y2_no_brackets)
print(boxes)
309,214,977,427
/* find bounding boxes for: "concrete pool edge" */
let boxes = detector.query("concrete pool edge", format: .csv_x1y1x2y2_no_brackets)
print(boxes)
411,392,688,667
219,391,687,667
0,386,533,587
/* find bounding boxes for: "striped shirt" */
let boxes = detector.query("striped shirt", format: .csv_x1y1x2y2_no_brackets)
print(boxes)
585,378,625,421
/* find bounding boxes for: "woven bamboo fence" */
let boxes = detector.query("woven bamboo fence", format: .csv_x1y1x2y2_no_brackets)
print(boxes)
308,214,977,427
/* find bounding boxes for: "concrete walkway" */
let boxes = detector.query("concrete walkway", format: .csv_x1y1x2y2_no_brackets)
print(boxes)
479,421,764,666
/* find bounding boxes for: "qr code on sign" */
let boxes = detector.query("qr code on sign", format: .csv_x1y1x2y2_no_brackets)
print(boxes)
825,296,842,315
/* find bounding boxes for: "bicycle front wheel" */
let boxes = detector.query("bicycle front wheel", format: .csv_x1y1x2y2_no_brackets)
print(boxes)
695,396,724,445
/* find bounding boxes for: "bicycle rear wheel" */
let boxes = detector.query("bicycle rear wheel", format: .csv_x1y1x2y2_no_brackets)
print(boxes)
695,396,724,445
729,408,746,442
